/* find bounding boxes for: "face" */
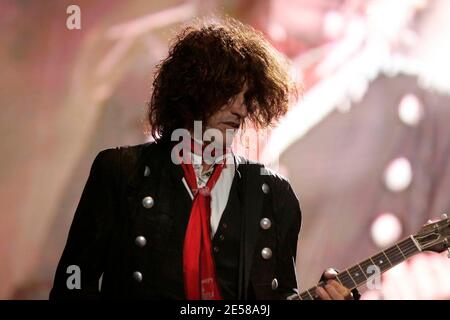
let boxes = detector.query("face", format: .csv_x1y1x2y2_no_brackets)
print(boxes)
205,88,248,146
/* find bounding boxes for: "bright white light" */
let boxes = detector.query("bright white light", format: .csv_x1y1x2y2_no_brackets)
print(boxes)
384,157,413,192
267,22,287,42
398,94,424,126
336,99,351,113
370,212,403,248
323,11,344,40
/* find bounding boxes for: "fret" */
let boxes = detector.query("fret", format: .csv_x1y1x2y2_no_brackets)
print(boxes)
336,270,357,289
397,238,420,258
359,259,375,278
385,245,405,265
410,235,422,252
347,265,367,286
334,276,344,287
381,251,393,266
300,290,313,300
395,244,407,259
402,245,418,257
308,288,319,300
297,235,426,300
371,252,392,272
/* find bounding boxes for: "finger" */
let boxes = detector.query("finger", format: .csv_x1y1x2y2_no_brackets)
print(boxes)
316,286,331,300
329,280,353,299
323,268,338,279
325,283,345,300
328,280,351,297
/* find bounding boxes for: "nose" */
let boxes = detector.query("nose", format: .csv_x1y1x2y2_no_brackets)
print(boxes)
231,99,248,119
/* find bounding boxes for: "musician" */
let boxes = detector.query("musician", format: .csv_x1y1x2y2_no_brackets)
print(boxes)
49,18,354,300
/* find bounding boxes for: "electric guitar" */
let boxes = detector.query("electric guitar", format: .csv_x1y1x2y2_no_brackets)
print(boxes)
293,214,450,300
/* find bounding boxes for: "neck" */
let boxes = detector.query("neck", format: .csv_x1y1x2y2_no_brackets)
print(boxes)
297,236,422,300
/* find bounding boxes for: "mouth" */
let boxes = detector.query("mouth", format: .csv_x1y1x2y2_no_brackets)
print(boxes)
221,121,240,130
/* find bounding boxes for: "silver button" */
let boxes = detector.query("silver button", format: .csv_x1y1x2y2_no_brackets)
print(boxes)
135,236,147,248
142,196,154,209
144,166,150,177
271,278,278,290
133,271,143,282
260,218,272,230
261,247,272,259
262,183,270,194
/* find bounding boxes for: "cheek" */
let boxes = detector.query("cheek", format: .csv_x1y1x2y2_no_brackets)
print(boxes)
207,111,224,127
206,115,217,127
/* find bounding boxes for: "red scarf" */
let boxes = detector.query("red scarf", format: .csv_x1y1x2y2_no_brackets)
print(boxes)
181,161,225,300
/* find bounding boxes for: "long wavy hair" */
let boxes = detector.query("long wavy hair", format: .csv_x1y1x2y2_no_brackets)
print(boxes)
148,17,296,141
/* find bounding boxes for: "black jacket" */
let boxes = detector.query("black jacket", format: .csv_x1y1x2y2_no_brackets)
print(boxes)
49,141,302,299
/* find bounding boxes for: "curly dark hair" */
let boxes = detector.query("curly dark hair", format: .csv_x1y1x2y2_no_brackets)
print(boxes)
148,17,296,141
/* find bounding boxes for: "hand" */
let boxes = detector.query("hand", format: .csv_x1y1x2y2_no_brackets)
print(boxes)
315,268,354,300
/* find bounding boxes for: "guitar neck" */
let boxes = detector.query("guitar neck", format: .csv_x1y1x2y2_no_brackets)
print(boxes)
297,236,422,300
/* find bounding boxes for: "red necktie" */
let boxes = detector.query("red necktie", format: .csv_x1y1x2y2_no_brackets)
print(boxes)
181,161,224,300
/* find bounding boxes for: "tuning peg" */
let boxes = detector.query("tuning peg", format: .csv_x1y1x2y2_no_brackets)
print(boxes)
427,219,433,224
441,213,448,219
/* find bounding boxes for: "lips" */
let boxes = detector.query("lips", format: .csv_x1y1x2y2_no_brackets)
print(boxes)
222,121,240,129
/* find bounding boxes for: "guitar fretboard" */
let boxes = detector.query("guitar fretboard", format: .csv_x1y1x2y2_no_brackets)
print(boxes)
298,236,421,300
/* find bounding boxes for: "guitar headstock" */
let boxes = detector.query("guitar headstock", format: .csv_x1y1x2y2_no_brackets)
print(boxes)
414,214,450,255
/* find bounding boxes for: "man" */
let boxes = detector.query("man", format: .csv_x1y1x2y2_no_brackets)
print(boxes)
50,18,353,300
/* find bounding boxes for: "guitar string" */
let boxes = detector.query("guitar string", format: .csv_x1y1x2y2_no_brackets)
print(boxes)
298,239,420,299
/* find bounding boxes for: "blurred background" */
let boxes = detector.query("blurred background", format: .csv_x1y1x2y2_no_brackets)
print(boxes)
0,0,449,299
